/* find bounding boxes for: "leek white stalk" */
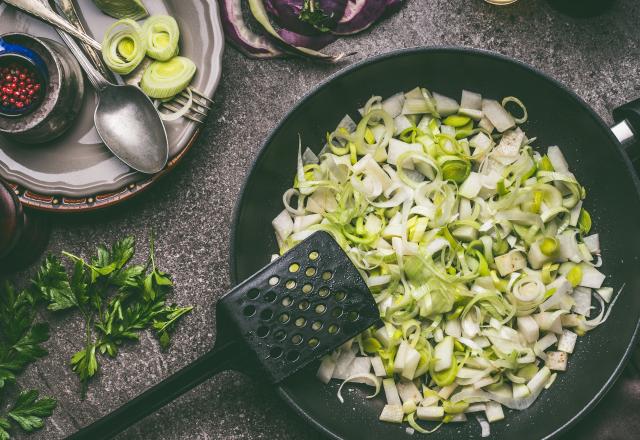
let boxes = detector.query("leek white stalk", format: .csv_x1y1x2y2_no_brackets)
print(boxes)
101,19,146,74
140,56,196,99
142,15,180,61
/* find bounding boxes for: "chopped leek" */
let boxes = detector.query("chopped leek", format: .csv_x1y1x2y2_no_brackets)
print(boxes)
274,87,614,436
140,56,196,99
92,0,148,20
142,15,180,61
101,19,146,74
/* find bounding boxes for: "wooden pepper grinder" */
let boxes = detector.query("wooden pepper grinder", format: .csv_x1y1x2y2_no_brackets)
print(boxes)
0,178,50,273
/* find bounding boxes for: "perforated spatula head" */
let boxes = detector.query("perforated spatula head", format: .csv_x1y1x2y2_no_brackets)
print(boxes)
216,231,379,383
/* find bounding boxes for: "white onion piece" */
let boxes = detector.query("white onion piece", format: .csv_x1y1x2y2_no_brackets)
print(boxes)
337,373,380,403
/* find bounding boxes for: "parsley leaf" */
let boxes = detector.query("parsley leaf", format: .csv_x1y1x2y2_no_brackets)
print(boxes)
0,283,49,387
32,256,78,311
0,417,11,440
71,343,98,386
153,305,194,350
7,390,56,431
0,281,56,437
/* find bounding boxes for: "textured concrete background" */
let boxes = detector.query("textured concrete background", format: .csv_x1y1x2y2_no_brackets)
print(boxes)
6,0,640,438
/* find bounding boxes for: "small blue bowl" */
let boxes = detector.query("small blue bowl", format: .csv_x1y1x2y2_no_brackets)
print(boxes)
0,38,49,117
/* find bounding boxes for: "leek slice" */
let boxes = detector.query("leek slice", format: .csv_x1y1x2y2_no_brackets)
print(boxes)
92,0,148,20
143,15,180,61
140,56,196,99
101,18,146,74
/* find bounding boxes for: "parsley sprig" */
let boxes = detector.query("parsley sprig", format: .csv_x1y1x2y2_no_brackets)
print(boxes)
0,282,56,439
32,236,192,396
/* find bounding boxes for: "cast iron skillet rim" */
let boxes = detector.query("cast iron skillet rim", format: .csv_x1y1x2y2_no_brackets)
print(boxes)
229,45,640,440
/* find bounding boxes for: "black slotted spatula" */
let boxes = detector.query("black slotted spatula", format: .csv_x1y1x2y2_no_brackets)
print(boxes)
69,231,379,439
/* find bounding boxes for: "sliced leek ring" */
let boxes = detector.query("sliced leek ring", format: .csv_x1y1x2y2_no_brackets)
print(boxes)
101,19,146,75
140,56,196,99
142,15,180,61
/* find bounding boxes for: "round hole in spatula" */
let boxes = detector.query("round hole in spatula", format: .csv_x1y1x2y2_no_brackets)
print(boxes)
274,329,286,341
285,280,297,290
287,350,300,362
327,324,339,335
311,321,323,331
256,326,269,338
321,271,332,281
347,311,359,322
246,289,259,300
243,305,256,317
331,307,343,318
289,263,300,273
318,287,330,298
308,337,319,349
281,296,293,307
263,291,277,303
309,251,319,260
294,316,307,327
260,309,273,321
302,283,313,294
269,276,279,286
291,334,303,345
298,300,310,311
314,304,327,315
334,291,347,301
305,267,316,277
278,312,290,324
270,347,283,359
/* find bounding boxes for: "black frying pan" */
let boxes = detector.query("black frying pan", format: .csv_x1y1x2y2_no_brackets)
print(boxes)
231,47,640,440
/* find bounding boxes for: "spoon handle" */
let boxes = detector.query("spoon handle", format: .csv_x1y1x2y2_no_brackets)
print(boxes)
4,0,102,51
55,21,111,90
55,0,114,82
36,0,111,91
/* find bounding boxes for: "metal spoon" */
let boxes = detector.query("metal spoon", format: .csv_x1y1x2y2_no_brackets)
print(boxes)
5,0,169,174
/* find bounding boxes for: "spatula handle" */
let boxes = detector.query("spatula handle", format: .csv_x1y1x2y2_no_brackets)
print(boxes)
67,341,246,440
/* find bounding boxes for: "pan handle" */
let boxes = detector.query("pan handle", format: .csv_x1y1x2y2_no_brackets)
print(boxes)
613,100,639,156
66,340,249,440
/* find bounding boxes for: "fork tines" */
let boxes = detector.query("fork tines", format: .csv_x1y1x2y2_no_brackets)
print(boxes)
159,87,212,124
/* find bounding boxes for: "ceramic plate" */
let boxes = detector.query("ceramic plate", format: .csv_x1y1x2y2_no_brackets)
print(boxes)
0,0,224,211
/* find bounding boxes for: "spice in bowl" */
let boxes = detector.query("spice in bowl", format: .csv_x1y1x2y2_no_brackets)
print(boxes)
0,33,84,144
0,57,44,116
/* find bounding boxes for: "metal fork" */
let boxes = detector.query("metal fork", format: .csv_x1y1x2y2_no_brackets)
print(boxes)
160,90,211,124
52,0,212,124
124,58,212,124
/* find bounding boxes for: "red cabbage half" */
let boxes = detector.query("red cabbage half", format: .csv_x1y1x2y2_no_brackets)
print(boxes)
332,0,388,35
265,0,348,35
220,0,284,58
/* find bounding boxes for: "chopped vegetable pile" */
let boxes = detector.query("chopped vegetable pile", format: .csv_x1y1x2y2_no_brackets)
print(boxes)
272,87,620,435
220,0,406,61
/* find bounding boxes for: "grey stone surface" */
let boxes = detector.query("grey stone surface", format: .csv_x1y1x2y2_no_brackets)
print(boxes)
6,0,640,438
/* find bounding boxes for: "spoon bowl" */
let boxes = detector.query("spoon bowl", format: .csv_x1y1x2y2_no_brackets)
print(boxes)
95,84,168,174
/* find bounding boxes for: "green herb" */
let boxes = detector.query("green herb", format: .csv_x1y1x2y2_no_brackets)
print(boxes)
0,282,56,438
33,235,192,396
299,0,334,33
6,390,56,432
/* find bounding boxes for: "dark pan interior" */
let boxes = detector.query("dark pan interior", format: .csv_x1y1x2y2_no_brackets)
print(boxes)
231,48,640,440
